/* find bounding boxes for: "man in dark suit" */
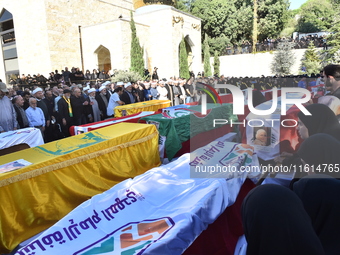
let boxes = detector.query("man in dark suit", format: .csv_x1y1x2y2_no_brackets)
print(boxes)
120,83,137,105
33,87,51,141
43,90,56,142
71,88,89,125
57,89,73,137
95,86,110,120
13,95,29,129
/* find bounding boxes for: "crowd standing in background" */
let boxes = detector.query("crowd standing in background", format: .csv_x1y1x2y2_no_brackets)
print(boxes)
2,64,340,144
224,34,328,55
2,64,340,255
8,67,112,88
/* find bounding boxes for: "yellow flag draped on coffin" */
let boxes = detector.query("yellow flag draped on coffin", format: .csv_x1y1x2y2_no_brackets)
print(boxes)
0,123,160,253
114,100,171,117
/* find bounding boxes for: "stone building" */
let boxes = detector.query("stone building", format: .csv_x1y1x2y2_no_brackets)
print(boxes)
0,0,201,83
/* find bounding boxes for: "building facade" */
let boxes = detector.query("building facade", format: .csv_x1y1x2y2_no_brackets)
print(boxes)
0,0,201,83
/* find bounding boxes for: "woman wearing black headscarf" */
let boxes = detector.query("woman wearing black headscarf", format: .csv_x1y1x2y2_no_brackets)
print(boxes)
251,89,266,107
243,134,340,254
297,103,340,141
292,134,340,254
279,103,340,171
283,124,340,181
297,133,340,178
294,134,340,253
242,184,325,255
292,175,340,255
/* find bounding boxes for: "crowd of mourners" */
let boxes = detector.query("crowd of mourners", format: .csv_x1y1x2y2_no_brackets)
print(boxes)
0,64,338,143
1,64,340,254
224,34,328,55
8,67,112,88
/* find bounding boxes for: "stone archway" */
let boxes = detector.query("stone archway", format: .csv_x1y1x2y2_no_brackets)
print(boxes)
184,35,194,69
94,45,111,72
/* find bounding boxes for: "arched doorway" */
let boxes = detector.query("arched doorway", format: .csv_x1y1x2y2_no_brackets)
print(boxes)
184,35,194,69
178,35,194,77
94,45,111,72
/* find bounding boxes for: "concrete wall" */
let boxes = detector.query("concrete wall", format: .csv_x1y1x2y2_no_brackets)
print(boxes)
43,0,133,71
1,1,201,82
0,0,133,81
209,49,308,77
81,18,150,72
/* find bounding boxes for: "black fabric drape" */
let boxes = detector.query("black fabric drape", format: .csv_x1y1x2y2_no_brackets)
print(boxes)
242,184,325,255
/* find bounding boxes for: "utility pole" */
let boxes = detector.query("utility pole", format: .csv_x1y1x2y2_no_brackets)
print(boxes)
78,26,84,72
253,0,258,54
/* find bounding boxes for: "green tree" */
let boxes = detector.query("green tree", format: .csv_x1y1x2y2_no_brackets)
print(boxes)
203,35,212,77
257,0,290,41
234,4,253,43
207,35,230,56
191,0,256,44
213,51,220,77
271,40,296,76
130,12,144,77
191,0,239,41
179,37,190,79
191,0,291,54
297,0,335,33
190,0,289,51
324,4,340,64
280,9,299,38
300,41,321,75
326,32,340,64
111,70,142,83
176,0,195,13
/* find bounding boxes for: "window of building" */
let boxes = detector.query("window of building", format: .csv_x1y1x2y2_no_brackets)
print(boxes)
0,9,18,83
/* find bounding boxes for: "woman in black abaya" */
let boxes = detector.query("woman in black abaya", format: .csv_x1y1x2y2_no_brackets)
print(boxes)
242,184,325,255
297,103,340,141
293,134,340,254
280,103,340,173
293,175,340,255
297,133,340,178
243,134,340,254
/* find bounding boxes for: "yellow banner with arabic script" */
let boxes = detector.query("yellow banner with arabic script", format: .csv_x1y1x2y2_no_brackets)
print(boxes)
0,123,160,253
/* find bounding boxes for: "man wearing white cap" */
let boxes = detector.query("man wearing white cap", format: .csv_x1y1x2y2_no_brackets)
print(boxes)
102,81,111,87
95,86,110,120
120,82,136,105
83,86,90,98
25,98,45,135
0,82,18,132
87,88,101,122
157,81,168,100
102,81,112,96
32,87,50,125
32,87,51,140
